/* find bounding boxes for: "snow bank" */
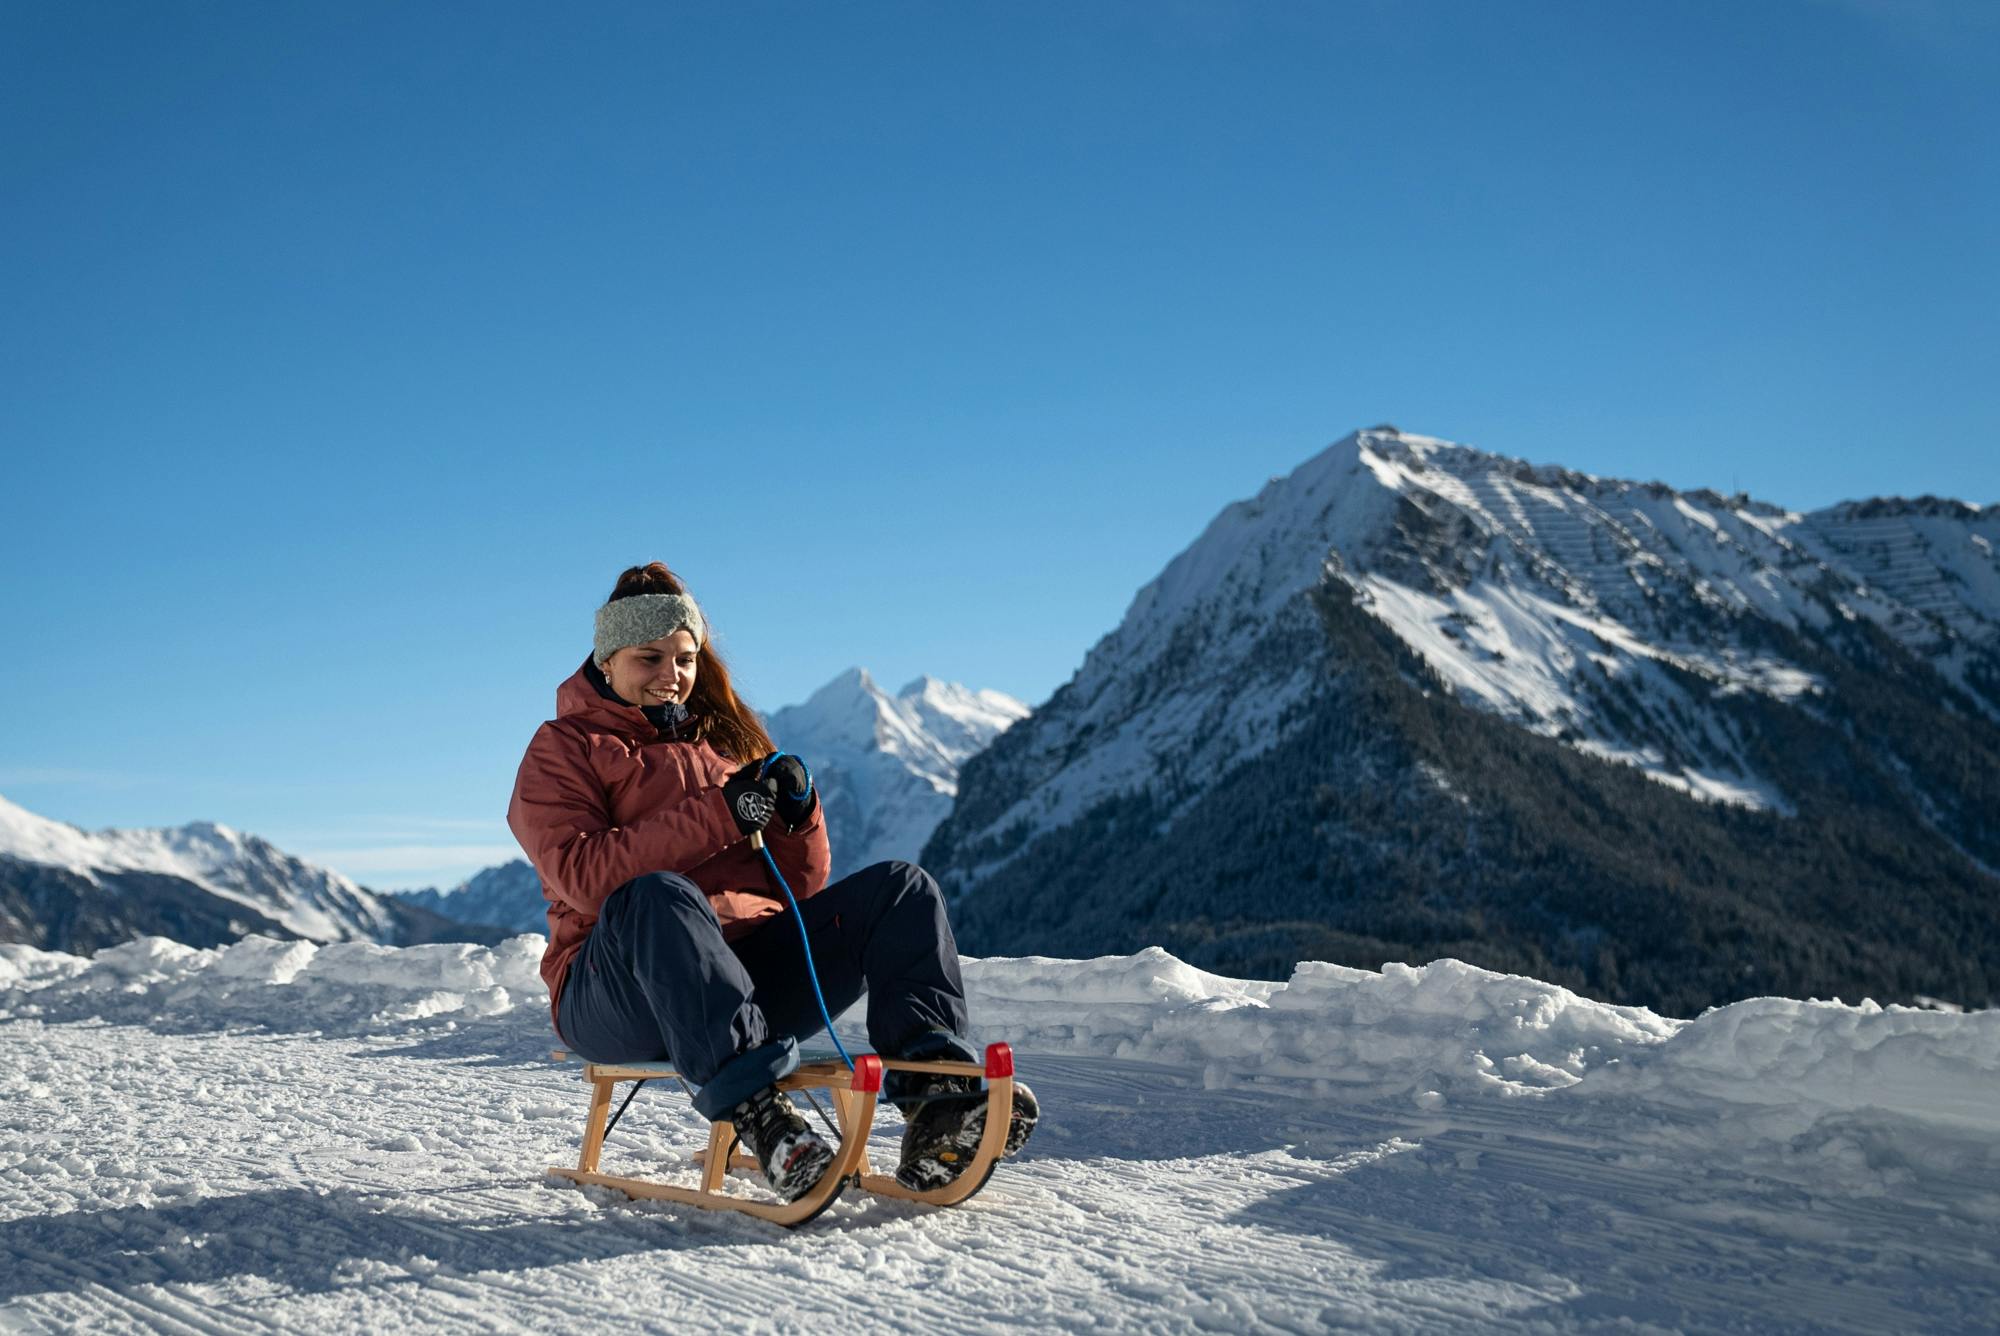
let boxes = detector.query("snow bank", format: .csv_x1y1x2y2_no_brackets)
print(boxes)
962,951,1681,1098
959,950,2000,1186
963,951,2000,1203
0,934,545,1033
1597,995,1999,1121
0,943,90,990
4,935,1994,1178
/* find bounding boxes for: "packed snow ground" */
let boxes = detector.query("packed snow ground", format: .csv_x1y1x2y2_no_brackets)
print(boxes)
2,939,1997,1333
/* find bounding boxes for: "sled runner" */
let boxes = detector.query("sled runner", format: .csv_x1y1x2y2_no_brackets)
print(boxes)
546,1043,1021,1227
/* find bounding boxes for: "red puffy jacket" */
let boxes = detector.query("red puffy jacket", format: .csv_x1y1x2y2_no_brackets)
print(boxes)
506,657,831,1028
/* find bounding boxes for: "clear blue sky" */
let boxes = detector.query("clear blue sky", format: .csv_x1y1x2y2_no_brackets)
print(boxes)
3,1,1995,888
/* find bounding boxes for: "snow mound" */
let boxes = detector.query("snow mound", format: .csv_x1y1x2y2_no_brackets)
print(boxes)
960,951,1994,1117
1592,994,2000,1137
0,944,91,990
957,950,2000,1202
5,938,1992,1115
970,948,1679,1098
0,934,546,1033
3,936,1993,1192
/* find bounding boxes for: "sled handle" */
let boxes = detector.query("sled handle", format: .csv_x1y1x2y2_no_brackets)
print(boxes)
984,1043,1014,1079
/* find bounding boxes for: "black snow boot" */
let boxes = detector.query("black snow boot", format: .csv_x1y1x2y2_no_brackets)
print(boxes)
729,1085,837,1203
895,1075,1039,1192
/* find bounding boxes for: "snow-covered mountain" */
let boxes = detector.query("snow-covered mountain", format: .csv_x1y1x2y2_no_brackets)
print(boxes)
767,668,1029,880
950,427,1998,833
393,859,546,936
0,794,488,953
927,427,2000,1013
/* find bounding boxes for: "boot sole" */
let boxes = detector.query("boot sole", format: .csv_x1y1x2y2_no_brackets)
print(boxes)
895,1093,1038,1192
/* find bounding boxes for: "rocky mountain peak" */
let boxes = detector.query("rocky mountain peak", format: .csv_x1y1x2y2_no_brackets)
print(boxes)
768,669,1029,880
924,426,2000,1011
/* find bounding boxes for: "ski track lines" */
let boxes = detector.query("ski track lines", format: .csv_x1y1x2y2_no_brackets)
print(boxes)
1,1024,1996,1335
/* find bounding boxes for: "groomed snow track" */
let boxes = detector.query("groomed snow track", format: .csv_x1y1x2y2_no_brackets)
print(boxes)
2,938,1996,1333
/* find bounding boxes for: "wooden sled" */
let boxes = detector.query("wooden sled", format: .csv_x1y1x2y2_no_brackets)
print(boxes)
547,1043,1020,1227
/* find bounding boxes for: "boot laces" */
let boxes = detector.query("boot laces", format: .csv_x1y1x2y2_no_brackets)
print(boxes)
736,1086,806,1162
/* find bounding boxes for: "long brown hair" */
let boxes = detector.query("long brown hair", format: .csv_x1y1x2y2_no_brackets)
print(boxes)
605,562,774,762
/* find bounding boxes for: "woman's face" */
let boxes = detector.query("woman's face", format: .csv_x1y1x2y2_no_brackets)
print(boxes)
604,629,700,708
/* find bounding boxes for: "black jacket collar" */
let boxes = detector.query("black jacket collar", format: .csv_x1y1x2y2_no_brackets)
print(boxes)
584,659,694,739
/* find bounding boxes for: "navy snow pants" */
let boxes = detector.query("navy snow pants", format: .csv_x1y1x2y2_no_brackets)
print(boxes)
553,860,977,1120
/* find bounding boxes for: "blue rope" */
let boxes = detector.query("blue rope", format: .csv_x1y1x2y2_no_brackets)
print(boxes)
753,754,853,1071
755,840,855,1072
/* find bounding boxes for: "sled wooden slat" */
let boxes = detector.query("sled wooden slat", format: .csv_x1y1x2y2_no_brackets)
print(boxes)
869,1058,990,1077
545,1046,1023,1227
577,1075,614,1174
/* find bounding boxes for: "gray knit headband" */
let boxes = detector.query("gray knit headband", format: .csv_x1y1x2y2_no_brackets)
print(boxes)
593,593,707,666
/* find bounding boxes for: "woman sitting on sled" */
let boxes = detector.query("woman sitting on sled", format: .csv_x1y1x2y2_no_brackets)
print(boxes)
507,561,1037,1202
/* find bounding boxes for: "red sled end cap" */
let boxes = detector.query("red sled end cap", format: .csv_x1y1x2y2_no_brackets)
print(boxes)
851,1054,884,1094
984,1042,1015,1080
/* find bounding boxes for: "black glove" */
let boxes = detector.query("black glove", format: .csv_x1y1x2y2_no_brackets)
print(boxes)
762,753,818,831
722,761,780,836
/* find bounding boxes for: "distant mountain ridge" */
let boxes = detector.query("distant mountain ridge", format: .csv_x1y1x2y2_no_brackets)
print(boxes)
394,860,546,936
389,668,1028,931
925,427,2000,1014
0,794,497,954
0,665,1027,955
